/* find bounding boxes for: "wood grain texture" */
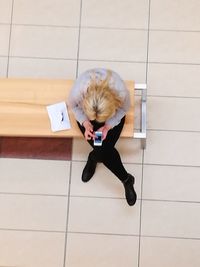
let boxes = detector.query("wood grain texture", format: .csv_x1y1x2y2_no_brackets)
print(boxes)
0,78,134,138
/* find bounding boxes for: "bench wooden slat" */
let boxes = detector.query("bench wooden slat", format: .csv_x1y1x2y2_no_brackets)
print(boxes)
0,79,134,138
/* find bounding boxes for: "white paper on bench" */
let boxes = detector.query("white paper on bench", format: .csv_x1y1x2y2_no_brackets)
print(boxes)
46,101,71,132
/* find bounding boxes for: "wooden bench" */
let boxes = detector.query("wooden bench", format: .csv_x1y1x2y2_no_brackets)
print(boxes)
0,79,147,148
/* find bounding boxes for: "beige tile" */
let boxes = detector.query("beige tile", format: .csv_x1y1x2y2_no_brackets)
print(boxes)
0,0,12,23
70,161,142,199
13,0,81,26
116,138,143,163
66,233,139,267
72,138,143,163
0,194,67,231
147,63,200,97
78,60,146,82
0,158,70,195
0,230,65,267
149,31,200,64
0,25,10,56
8,57,77,78
140,236,200,267
0,57,8,77
147,96,200,131
68,197,140,235
141,200,200,238
79,28,148,62
10,25,79,59
150,0,200,31
144,131,200,166
143,165,200,202
82,0,149,29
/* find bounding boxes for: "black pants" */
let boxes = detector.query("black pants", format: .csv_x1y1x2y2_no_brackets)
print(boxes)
77,117,128,182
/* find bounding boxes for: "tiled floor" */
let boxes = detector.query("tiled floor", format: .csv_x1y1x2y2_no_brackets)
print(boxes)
0,0,200,266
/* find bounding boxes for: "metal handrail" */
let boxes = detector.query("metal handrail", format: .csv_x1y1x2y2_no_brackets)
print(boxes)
134,83,147,149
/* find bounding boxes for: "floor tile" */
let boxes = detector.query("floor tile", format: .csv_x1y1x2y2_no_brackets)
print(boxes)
82,0,149,29
68,197,140,235
143,164,200,202
0,56,8,77
0,0,13,23
1,0,200,265
140,236,200,267
72,138,143,163
141,200,200,238
147,63,200,97
8,57,77,79
66,233,139,267
10,25,79,59
147,96,200,131
1,137,72,160
79,28,148,62
149,31,200,64
70,161,142,199
0,230,65,267
13,0,81,26
150,0,200,31
78,60,146,82
0,158,70,195
0,194,67,231
144,130,200,166
0,25,10,56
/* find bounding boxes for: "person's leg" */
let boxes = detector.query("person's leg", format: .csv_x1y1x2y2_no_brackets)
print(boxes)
77,118,137,205
77,117,128,181
94,117,128,181
77,121,98,182
95,118,136,206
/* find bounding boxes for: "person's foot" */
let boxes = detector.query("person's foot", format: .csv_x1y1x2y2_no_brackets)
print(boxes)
122,174,137,206
81,158,97,182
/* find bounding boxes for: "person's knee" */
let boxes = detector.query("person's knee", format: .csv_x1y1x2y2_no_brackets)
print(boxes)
102,146,116,159
92,147,104,162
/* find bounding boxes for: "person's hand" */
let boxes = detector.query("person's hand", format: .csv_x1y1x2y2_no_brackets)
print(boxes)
97,124,112,141
82,120,94,140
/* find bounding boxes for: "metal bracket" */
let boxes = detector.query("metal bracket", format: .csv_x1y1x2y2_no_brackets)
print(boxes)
134,83,147,149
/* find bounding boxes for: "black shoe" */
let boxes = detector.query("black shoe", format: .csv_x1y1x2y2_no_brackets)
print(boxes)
122,174,137,206
81,158,97,182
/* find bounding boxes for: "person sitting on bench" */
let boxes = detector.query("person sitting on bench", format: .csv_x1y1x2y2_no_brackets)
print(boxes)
68,68,137,206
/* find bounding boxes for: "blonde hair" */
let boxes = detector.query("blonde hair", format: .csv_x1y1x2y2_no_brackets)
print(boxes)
82,70,123,123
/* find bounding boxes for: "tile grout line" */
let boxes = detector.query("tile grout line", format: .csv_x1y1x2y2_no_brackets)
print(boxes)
63,1,83,266
147,129,200,134
71,159,200,168
4,55,200,67
68,231,200,242
1,191,200,204
62,160,73,267
138,0,151,266
0,191,200,205
1,227,200,242
75,0,83,78
147,95,200,100
1,21,200,33
6,0,15,77
0,228,65,234
137,149,145,267
147,128,200,133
